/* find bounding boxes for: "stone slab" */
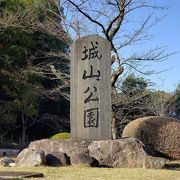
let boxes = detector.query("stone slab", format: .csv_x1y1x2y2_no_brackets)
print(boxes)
0,171,44,179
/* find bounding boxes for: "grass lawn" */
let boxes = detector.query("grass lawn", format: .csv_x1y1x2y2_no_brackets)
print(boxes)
0,166,180,180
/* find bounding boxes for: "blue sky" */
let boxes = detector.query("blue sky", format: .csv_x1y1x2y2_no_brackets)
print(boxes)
144,0,180,92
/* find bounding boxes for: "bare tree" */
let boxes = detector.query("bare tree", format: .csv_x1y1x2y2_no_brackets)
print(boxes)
146,91,176,117
58,0,175,139
60,0,172,90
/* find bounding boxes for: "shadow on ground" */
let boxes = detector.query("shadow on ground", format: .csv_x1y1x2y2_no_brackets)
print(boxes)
164,161,180,171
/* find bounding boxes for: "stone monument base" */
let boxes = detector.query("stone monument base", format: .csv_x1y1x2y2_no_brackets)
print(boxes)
15,138,168,169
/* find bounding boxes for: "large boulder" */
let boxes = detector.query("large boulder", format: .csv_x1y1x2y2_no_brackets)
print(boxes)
122,116,180,160
88,138,167,168
29,139,91,157
16,148,46,166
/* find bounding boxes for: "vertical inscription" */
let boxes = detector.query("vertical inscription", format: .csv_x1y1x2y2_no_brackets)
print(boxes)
81,41,102,128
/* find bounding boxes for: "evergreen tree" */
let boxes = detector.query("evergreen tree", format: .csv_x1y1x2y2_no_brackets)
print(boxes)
0,0,70,146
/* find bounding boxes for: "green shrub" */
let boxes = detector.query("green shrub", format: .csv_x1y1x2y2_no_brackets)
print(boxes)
50,132,70,140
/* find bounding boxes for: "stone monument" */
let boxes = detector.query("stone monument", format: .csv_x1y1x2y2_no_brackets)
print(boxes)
70,35,111,140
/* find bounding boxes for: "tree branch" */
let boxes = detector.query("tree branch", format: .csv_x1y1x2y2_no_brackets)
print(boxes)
67,0,106,33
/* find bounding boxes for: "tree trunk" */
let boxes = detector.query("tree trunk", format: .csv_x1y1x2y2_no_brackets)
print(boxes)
21,112,27,148
111,111,118,139
111,66,124,87
21,124,27,148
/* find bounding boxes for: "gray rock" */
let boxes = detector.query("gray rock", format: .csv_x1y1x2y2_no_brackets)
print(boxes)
16,148,46,167
88,138,164,168
70,152,99,167
9,162,16,167
46,152,70,167
29,139,91,157
144,156,168,169
0,157,15,167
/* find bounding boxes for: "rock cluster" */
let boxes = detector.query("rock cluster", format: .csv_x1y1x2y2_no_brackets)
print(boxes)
11,138,168,169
